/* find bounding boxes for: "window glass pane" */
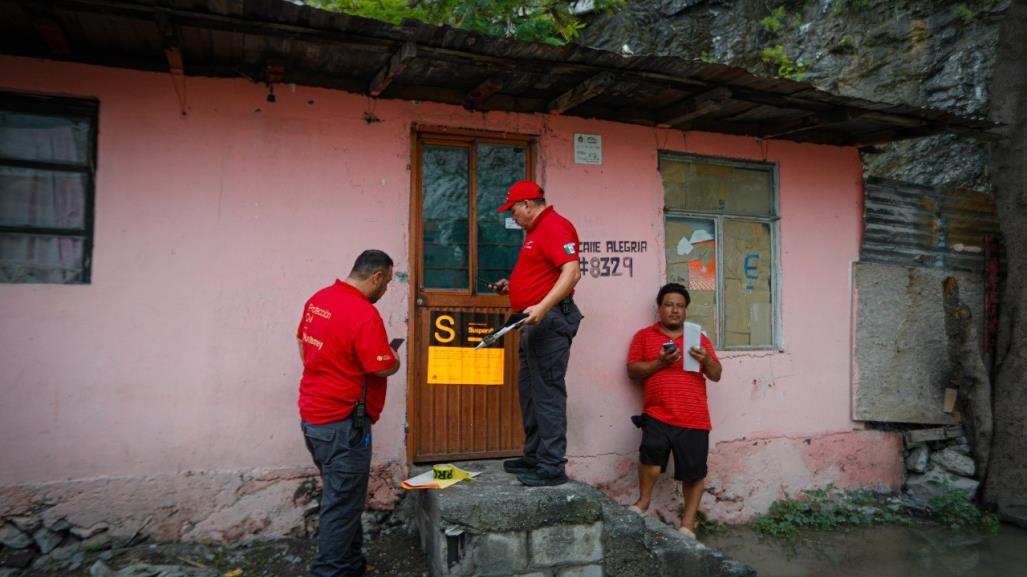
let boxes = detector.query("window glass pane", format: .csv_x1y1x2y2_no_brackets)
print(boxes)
476,143,525,293
665,216,718,345
724,220,773,347
0,111,90,164
422,146,469,290
0,233,84,284
662,157,773,216
0,166,87,229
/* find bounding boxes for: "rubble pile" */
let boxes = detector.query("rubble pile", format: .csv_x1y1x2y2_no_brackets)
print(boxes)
901,425,981,507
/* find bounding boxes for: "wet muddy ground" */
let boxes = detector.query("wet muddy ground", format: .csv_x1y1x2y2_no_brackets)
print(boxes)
13,530,428,577
12,519,1026,576
704,522,1027,577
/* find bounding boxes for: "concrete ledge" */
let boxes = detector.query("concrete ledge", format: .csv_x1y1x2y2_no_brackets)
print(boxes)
415,461,754,577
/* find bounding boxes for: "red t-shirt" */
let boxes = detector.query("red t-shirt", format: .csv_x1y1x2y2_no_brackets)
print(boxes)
627,323,720,430
296,280,396,425
509,206,580,312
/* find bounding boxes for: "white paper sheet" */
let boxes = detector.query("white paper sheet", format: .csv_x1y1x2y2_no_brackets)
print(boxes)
683,322,702,372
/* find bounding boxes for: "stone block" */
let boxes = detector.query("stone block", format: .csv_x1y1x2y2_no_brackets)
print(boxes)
82,531,113,552
599,502,654,577
930,447,975,477
9,516,42,534
50,537,81,561
905,465,979,503
424,461,602,534
89,560,115,577
71,523,109,540
903,426,963,447
471,532,528,576
530,522,603,566
0,523,33,549
0,545,36,568
33,527,63,555
556,564,603,577
906,445,929,473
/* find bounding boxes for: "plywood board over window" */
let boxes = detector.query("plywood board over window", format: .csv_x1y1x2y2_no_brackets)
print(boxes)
661,153,778,350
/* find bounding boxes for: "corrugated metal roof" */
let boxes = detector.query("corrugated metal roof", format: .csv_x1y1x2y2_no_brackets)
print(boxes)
0,0,999,146
862,177,998,273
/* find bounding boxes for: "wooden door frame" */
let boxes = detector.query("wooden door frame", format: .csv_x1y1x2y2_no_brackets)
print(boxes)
405,124,537,464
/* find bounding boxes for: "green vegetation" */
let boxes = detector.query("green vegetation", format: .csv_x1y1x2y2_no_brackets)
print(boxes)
754,487,910,538
955,3,976,23
832,0,872,15
755,486,999,539
760,44,808,81
829,34,856,55
760,6,789,33
306,0,624,45
696,510,727,535
929,489,1000,531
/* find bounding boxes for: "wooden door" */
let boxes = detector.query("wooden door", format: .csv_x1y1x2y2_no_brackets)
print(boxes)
408,128,534,463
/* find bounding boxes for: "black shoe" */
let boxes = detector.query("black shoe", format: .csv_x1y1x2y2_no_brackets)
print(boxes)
503,458,536,474
517,469,568,487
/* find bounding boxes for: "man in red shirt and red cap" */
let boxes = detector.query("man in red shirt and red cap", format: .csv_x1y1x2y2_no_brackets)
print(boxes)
492,180,584,487
296,249,401,577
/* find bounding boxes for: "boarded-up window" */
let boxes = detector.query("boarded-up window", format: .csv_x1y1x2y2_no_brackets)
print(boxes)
662,154,776,349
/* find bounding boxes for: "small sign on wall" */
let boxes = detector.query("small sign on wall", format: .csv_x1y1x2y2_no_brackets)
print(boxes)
574,133,602,165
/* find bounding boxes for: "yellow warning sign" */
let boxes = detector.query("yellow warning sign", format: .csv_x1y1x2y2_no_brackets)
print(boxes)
427,311,505,385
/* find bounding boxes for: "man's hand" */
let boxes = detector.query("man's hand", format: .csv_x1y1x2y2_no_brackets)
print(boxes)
522,303,548,325
493,278,509,295
658,345,682,367
689,346,722,381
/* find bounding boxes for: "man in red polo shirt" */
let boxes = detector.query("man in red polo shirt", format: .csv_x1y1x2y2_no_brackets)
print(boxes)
296,249,400,577
492,180,583,487
626,283,722,538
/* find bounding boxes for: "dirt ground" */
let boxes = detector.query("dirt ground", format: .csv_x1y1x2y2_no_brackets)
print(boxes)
16,528,429,577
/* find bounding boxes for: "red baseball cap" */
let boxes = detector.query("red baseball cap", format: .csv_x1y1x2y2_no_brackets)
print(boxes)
496,180,544,213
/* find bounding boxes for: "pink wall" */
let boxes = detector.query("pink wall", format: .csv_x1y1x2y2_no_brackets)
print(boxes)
0,56,900,538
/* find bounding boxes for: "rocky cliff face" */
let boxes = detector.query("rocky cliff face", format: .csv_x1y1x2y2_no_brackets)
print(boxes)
580,0,1009,191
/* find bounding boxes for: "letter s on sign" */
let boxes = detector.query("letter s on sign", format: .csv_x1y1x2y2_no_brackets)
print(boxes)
434,315,456,344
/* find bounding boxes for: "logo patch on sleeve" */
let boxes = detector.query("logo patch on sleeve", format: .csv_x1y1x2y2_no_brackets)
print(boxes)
563,243,577,255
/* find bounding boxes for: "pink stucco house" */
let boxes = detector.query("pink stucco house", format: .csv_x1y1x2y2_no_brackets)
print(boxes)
0,0,992,542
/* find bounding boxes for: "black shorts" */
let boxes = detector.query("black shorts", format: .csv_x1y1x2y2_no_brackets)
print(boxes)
638,414,709,482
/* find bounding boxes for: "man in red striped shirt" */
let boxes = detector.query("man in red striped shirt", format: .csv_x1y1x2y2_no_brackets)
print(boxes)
626,283,722,538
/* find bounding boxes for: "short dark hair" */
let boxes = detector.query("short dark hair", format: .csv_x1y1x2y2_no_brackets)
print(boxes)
528,197,546,207
657,283,690,307
350,249,394,279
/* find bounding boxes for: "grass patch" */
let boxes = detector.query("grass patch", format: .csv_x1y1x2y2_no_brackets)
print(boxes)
754,485,1000,539
754,486,912,538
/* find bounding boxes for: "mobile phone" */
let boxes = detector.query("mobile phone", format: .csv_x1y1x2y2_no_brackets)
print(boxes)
390,338,405,350
662,341,677,352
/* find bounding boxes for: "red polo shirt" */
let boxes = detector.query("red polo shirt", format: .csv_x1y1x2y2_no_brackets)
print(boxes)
296,280,396,425
627,323,720,430
509,205,579,312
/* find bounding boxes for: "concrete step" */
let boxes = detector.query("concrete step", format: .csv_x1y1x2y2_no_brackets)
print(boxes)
413,460,754,577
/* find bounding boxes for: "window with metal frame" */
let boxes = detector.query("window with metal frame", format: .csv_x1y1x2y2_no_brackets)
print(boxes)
0,92,97,284
660,153,778,349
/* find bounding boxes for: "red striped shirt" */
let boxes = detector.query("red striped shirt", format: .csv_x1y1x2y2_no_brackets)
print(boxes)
627,323,719,430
